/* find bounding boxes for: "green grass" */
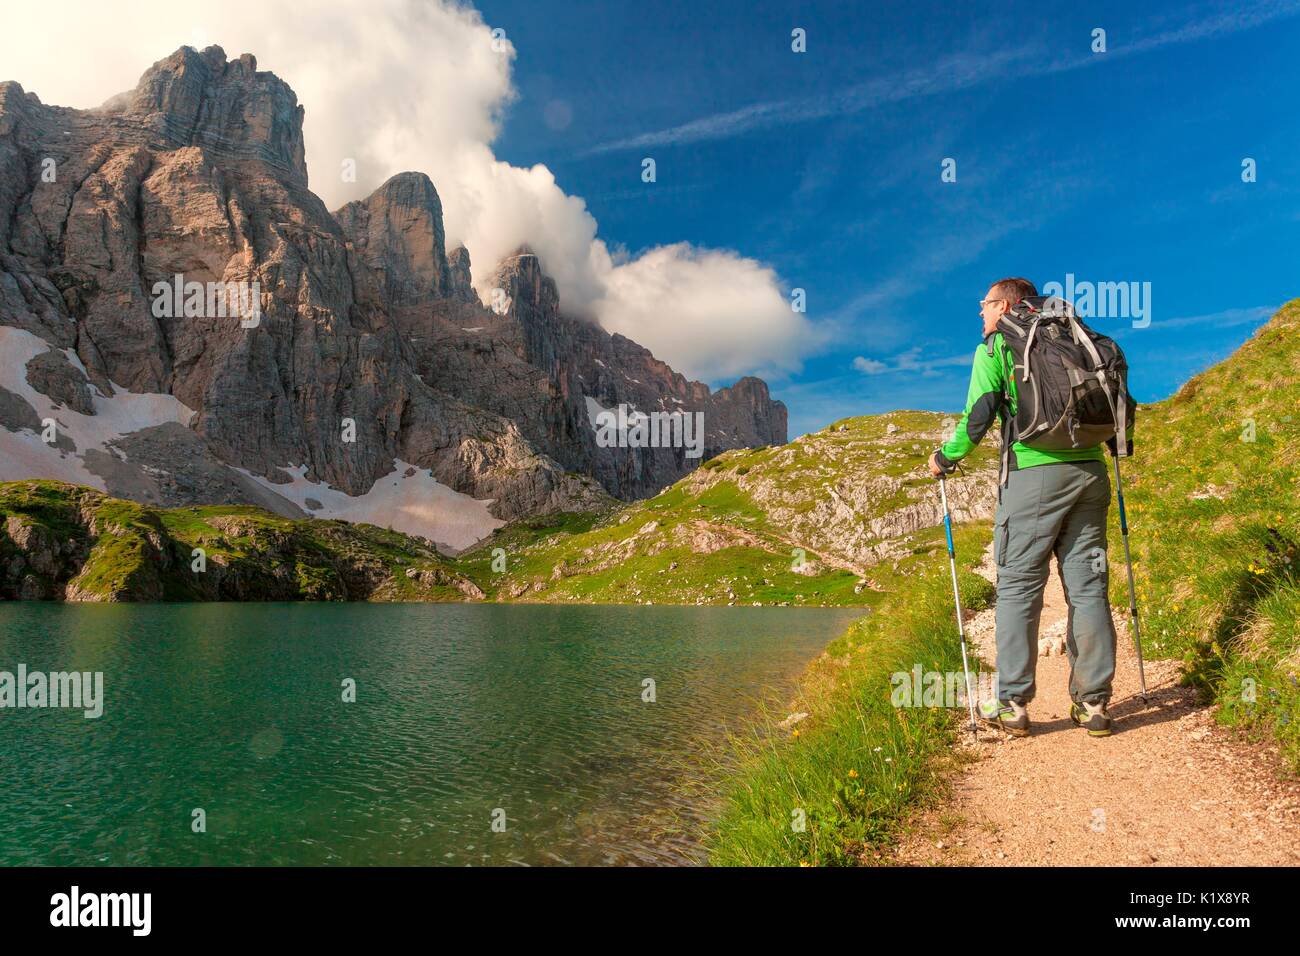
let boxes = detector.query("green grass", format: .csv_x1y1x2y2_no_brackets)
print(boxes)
0,480,87,540
456,409,998,606
0,480,478,602
704,300,1300,865
1118,299,1300,768
457,476,842,604
68,499,165,599
706,523,994,865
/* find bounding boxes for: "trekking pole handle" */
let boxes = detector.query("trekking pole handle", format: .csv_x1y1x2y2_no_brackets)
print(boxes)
939,477,955,557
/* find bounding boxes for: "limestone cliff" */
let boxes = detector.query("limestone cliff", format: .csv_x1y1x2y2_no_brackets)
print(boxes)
0,46,786,548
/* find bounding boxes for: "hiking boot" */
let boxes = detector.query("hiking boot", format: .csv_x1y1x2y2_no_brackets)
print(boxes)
978,698,1030,737
1070,700,1113,737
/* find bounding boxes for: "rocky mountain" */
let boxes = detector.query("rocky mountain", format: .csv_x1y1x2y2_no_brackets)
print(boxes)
0,45,785,551
334,172,787,502
0,410,995,604
457,410,1001,606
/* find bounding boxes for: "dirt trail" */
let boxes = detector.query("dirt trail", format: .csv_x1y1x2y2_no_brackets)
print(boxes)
891,546,1300,866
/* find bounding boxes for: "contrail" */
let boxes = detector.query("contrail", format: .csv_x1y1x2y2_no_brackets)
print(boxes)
582,0,1300,155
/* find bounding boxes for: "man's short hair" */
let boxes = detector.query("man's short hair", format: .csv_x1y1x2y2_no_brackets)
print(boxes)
990,277,1037,306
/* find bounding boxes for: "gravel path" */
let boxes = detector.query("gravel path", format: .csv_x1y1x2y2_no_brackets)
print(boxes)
889,546,1300,866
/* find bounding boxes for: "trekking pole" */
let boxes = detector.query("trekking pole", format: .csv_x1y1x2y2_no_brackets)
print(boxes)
1111,456,1149,700
939,476,979,735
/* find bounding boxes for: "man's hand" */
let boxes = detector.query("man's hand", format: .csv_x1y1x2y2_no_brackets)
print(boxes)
928,451,945,478
1106,435,1134,457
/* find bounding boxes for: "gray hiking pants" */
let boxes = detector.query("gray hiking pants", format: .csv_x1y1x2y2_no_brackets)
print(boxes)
993,459,1117,706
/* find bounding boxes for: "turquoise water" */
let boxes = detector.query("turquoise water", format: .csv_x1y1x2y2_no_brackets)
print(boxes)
0,603,859,866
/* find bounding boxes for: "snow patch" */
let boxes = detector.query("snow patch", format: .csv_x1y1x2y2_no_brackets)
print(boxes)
0,325,195,487
236,460,504,551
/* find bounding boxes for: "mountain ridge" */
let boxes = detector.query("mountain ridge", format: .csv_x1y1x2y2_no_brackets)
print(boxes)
0,44,786,550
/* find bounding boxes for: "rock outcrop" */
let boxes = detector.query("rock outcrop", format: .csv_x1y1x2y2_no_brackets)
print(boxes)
0,45,786,548
465,410,1001,607
334,171,452,306
0,480,483,602
400,244,788,500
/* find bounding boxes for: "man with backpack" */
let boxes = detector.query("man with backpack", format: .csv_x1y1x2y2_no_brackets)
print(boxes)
927,277,1135,738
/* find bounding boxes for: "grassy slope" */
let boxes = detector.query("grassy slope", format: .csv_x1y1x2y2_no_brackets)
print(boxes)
458,410,998,609
0,480,479,602
706,522,994,865
1120,299,1300,766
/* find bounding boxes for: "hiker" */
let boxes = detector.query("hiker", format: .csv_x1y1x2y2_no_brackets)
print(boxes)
927,277,1135,738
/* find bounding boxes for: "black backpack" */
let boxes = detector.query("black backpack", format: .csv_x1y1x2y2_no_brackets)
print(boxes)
987,295,1136,485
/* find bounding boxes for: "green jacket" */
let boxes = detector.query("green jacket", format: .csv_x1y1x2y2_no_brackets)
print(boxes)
935,332,1107,472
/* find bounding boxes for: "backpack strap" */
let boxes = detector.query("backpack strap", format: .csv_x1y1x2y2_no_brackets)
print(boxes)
1023,316,1042,383
1067,313,1106,368
986,332,1015,489
998,415,1013,489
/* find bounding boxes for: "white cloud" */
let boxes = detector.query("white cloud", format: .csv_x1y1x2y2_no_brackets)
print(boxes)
1110,303,1278,339
0,0,817,383
596,243,816,380
584,47,1031,155
852,348,973,377
1153,304,1277,330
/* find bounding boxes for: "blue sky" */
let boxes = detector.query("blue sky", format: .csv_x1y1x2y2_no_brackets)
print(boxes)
479,0,1300,436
